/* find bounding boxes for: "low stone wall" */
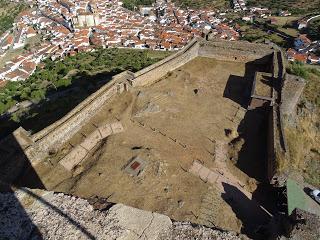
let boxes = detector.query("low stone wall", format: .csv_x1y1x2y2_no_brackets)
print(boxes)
198,40,274,63
28,71,133,160
59,121,124,171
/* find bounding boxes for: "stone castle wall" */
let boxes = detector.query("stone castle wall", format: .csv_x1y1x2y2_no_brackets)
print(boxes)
281,74,306,115
25,71,133,162
267,104,287,186
131,37,200,87
3,38,290,173
198,40,274,63
267,106,276,184
267,48,295,186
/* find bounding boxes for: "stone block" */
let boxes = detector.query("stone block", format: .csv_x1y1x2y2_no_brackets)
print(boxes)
199,167,210,182
207,172,218,184
111,122,124,134
13,127,34,150
80,130,102,151
99,124,112,138
124,157,147,177
59,145,87,171
109,204,172,240
189,161,202,175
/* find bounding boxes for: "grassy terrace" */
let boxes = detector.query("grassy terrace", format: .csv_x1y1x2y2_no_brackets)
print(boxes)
0,48,172,137
267,16,300,38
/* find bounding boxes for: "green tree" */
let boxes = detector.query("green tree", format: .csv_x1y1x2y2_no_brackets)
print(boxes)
307,19,320,40
30,89,45,101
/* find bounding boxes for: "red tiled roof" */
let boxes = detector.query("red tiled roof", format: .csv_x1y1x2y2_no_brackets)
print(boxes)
294,54,308,62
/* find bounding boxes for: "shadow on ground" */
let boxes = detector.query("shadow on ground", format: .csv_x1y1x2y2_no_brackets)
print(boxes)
221,182,272,239
0,70,119,139
224,57,272,182
222,55,280,238
223,55,272,109
0,132,96,239
236,107,269,182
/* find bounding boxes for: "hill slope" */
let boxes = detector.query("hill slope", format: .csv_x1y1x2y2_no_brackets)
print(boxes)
247,0,320,14
0,0,26,35
173,0,229,9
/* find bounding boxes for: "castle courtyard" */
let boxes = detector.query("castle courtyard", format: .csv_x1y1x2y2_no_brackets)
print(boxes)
23,57,273,233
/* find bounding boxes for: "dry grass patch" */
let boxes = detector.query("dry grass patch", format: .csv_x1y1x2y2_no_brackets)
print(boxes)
284,108,320,187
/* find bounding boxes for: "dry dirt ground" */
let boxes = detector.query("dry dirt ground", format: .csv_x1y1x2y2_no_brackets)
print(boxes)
27,57,272,234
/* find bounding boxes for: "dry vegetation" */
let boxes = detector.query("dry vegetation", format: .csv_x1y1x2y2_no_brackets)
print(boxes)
268,16,300,38
0,0,26,35
247,0,320,14
174,0,229,9
284,68,320,187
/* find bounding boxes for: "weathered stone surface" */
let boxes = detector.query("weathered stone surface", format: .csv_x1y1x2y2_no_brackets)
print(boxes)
109,204,172,240
281,74,306,115
135,102,161,117
80,130,102,151
198,167,210,182
158,222,246,240
12,127,34,149
110,122,124,134
98,123,112,138
207,172,219,184
0,189,171,240
59,145,87,171
0,189,244,240
189,161,202,175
